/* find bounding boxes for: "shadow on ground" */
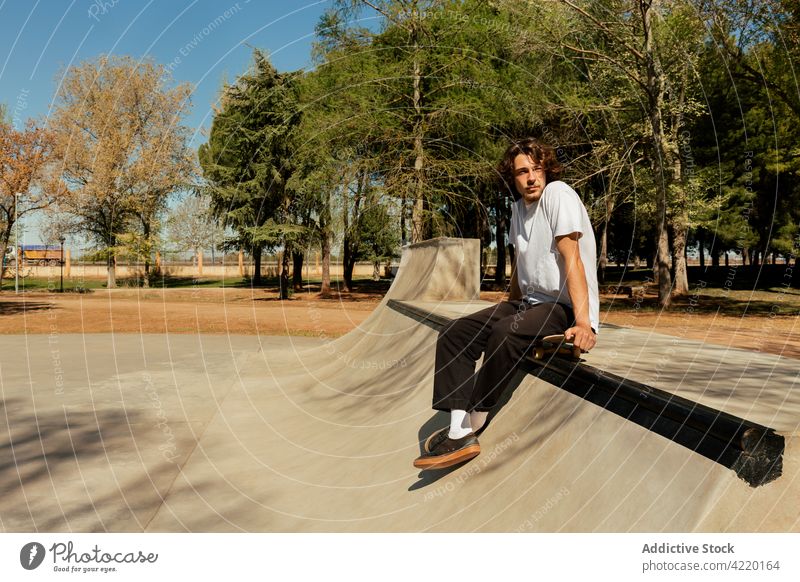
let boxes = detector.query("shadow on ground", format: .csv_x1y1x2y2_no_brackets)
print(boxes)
0,397,244,532
0,299,53,316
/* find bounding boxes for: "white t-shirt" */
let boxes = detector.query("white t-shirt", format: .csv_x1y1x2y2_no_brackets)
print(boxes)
509,180,599,332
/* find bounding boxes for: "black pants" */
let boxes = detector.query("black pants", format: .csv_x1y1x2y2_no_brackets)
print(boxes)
432,300,574,412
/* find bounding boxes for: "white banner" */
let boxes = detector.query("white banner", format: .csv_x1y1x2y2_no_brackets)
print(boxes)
1,533,798,581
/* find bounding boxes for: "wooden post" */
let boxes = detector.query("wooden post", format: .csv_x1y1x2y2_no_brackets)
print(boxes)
198,250,203,276
65,249,71,277
238,250,244,277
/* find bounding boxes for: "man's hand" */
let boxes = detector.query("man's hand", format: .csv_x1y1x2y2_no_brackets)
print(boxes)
564,323,596,353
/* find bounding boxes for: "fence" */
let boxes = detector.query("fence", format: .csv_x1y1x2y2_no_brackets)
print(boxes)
3,249,396,280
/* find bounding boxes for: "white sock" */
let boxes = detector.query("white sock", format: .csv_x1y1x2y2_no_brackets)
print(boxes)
448,409,472,439
470,410,488,433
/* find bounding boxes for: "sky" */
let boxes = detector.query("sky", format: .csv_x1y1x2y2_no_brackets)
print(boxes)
0,0,370,248
1,0,338,142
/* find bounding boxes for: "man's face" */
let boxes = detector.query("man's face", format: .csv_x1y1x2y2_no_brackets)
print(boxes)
513,153,547,205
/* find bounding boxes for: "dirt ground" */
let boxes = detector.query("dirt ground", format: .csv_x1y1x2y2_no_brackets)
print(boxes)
0,287,798,359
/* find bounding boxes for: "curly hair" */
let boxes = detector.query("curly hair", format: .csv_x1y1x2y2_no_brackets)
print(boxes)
497,138,563,198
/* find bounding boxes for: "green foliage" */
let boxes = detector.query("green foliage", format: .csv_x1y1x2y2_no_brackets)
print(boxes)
198,50,302,255
196,0,800,288
302,0,556,243
353,202,400,263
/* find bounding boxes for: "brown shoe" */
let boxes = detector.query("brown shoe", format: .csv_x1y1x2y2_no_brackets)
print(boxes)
423,427,449,453
414,431,480,470
423,423,488,453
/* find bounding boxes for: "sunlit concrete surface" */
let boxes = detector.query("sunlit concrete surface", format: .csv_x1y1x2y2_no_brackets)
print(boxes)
1,238,798,532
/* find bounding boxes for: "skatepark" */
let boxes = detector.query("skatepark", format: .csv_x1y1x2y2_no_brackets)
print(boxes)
1,238,798,532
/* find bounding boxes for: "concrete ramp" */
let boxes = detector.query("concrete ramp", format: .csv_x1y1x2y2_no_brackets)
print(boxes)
2,237,797,532
144,238,799,532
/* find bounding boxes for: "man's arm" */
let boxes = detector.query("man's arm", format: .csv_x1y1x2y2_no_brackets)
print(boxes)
555,233,596,352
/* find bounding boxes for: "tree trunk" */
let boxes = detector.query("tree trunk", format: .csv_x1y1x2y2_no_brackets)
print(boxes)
669,54,691,297
598,218,609,285
320,186,332,296
412,147,424,242
342,174,364,292
598,192,614,284
343,243,356,292
2,202,17,281
372,260,380,281
494,193,507,288
320,233,331,296
292,249,304,292
698,229,705,269
279,244,290,300
107,252,116,289
0,228,10,280
411,13,425,244
142,218,151,288
252,245,262,285
401,194,407,246
643,0,673,307
342,183,352,293
671,222,689,295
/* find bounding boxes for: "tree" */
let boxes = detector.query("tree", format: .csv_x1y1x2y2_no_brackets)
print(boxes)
354,201,400,280
326,0,545,247
698,0,800,271
700,0,800,118
199,50,302,296
166,193,225,263
503,0,706,305
50,55,194,288
332,0,434,243
293,23,387,294
0,120,62,276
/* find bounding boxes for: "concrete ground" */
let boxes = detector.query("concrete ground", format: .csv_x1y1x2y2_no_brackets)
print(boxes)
1,238,798,532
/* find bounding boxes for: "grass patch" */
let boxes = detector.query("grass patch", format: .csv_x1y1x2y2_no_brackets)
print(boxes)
0,274,393,297
0,277,105,292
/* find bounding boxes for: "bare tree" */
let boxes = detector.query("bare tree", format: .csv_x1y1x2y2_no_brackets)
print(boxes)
0,120,63,277
166,193,225,263
51,55,194,288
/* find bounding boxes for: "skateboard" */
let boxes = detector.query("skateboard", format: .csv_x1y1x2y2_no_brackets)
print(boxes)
532,334,582,360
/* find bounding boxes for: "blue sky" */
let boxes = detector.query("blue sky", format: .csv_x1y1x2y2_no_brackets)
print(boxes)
1,0,339,144
0,0,378,247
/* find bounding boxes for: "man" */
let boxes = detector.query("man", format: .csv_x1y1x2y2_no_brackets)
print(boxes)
414,138,599,470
